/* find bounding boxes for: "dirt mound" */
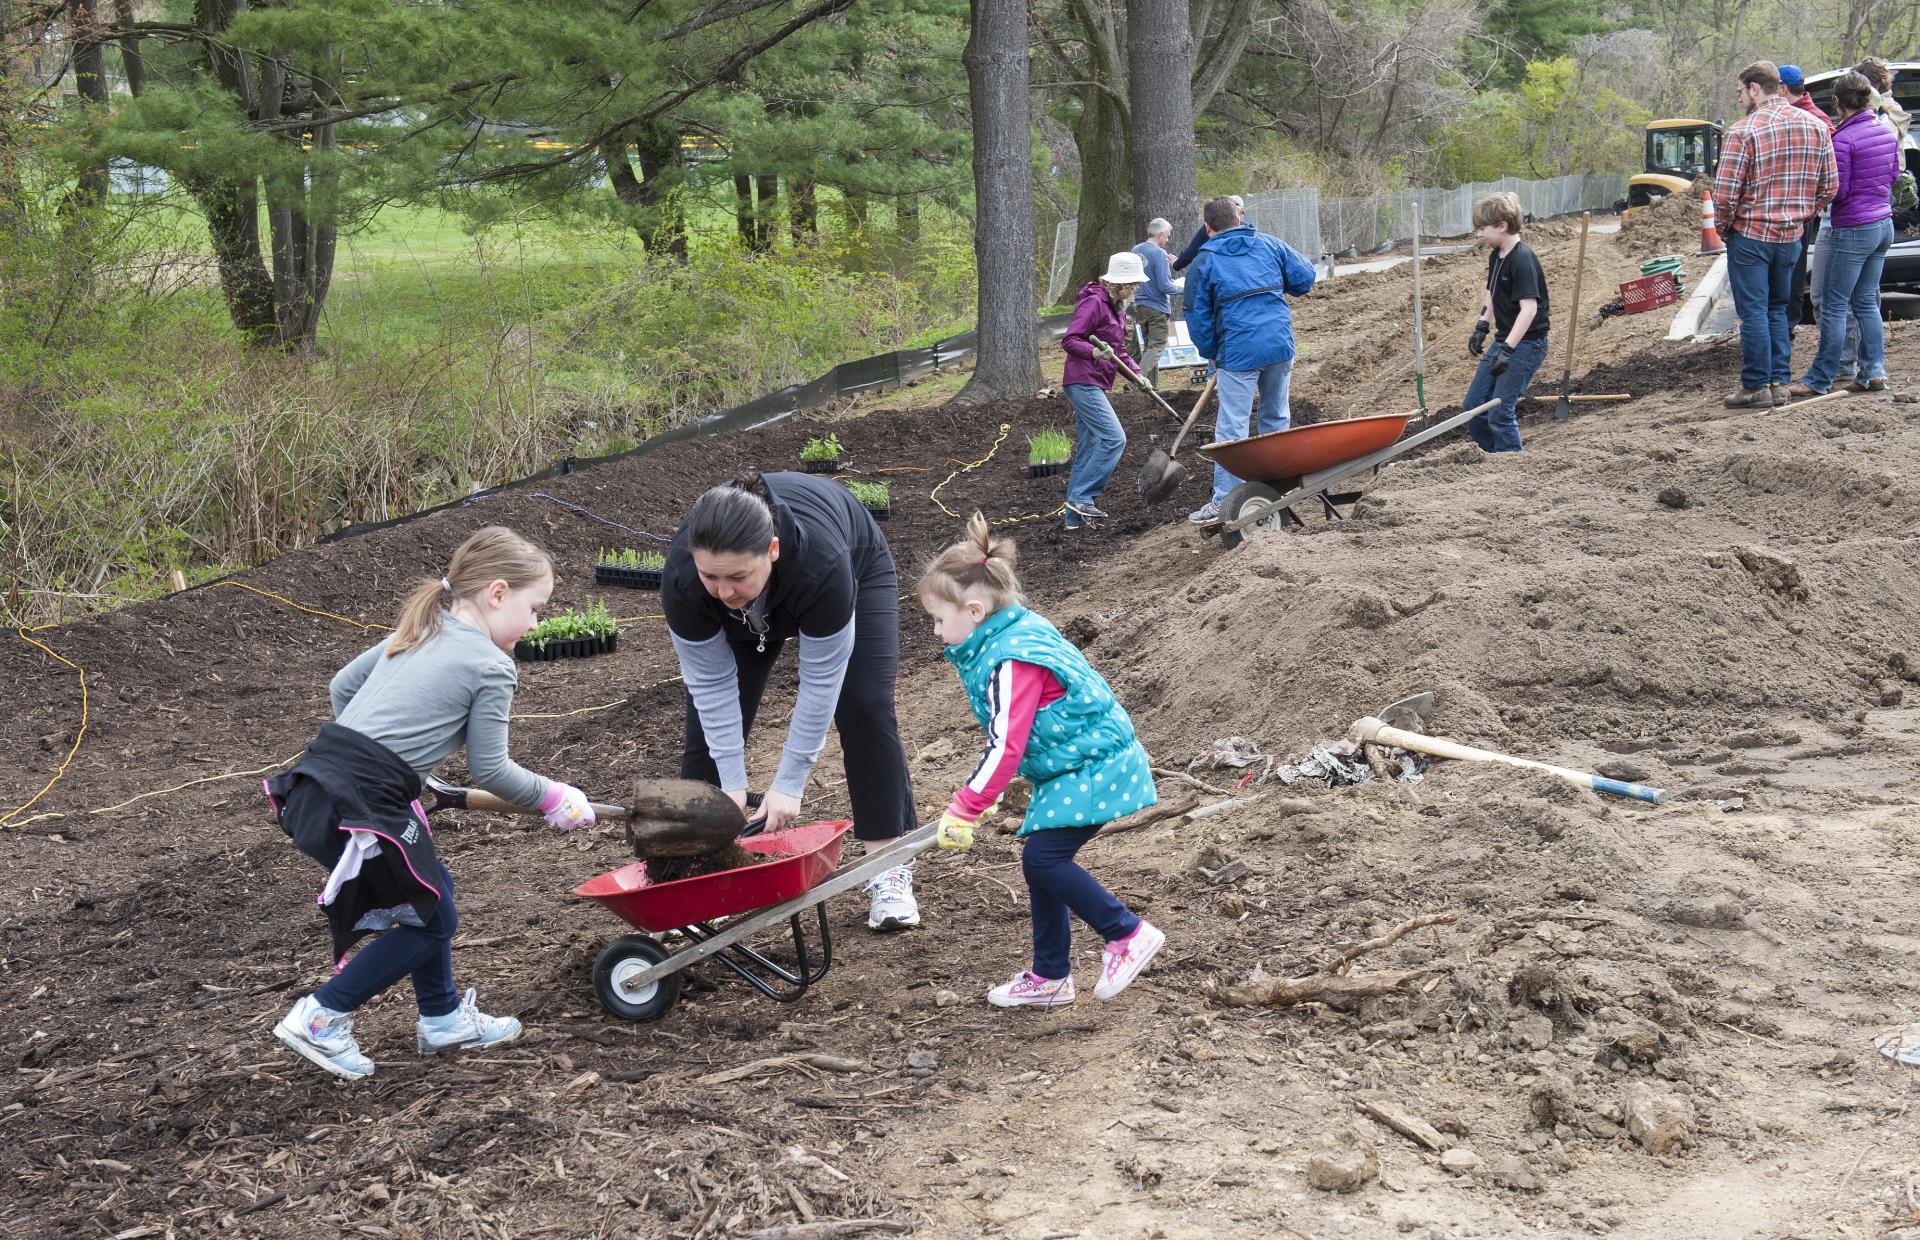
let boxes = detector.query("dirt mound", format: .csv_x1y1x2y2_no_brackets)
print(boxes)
1293,213,1719,421
1620,186,1708,255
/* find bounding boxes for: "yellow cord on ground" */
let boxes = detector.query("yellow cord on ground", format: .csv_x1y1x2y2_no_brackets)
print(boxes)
511,674,685,720
930,422,1013,517
2,627,88,829
206,581,392,631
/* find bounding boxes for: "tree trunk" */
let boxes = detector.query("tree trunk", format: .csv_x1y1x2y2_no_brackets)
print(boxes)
897,196,920,246
1126,0,1198,243
634,124,688,258
733,172,756,246
0,0,22,229
753,172,779,250
955,0,1041,405
790,177,818,236
1068,87,1133,290
67,0,109,207
113,0,144,96
193,175,278,342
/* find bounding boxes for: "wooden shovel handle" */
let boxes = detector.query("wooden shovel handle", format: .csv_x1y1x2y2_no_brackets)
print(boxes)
1167,376,1218,456
459,786,626,819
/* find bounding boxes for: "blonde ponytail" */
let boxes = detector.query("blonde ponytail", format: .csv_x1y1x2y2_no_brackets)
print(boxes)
918,511,1023,612
388,526,553,656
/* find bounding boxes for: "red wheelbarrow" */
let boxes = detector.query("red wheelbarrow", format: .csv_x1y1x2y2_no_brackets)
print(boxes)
1196,399,1500,549
574,819,937,1021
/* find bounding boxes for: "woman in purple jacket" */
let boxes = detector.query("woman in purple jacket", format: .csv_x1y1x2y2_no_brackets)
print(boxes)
1059,252,1147,530
1794,72,1900,395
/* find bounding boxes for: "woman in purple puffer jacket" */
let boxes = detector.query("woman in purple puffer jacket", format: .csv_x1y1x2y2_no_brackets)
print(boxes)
1058,251,1147,531
1794,72,1900,395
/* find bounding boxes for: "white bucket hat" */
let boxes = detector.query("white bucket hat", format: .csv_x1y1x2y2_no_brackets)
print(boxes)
1100,251,1147,284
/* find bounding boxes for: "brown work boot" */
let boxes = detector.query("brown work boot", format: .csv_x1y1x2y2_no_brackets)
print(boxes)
1842,378,1888,392
1783,381,1823,400
1723,387,1771,407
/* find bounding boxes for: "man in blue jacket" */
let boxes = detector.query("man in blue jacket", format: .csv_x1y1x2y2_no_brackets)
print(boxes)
1129,218,1180,387
1184,195,1317,524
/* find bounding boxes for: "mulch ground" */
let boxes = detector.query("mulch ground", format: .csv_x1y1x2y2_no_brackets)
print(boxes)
0,377,1231,1237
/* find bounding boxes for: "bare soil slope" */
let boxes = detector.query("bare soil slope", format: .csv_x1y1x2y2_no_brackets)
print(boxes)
4,234,1920,1240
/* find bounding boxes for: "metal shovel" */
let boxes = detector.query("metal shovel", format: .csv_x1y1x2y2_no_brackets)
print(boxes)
1137,376,1216,503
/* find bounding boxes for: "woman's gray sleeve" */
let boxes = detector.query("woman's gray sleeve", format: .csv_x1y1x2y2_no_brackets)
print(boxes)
774,616,855,797
672,630,750,791
329,637,389,717
464,666,550,808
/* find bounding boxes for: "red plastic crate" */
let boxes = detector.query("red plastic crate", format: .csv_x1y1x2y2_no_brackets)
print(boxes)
1619,272,1680,314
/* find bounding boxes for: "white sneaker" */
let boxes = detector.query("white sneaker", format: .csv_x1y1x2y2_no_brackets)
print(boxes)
275,994,375,1081
1093,920,1166,1000
416,987,523,1054
865,864,921,931
1188,500,1222,525
987,970,1077,1008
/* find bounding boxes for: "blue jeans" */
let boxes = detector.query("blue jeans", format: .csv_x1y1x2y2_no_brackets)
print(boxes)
1463,336,1549,452
1726,230,1801,389
1803,217,1891,390
1022,825,1138,981
1211,358,1293,502
1063,384,1125,522
316,863,460,1017
1806,215,1860,377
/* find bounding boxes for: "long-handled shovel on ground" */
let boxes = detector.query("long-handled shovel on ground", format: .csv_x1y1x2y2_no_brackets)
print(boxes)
425,776,747,856
1137,375,1217,502
1347,712,1666,804
1551,211,1593,421
1092,339,1186,423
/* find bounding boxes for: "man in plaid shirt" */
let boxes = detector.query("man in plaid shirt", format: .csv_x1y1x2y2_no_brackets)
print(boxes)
1714,60,1838,407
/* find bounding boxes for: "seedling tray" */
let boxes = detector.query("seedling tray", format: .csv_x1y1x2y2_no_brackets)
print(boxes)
1028,462,1066,478
595,565,662,590
862,503,891,521
803,458,841,474
514,633,619,662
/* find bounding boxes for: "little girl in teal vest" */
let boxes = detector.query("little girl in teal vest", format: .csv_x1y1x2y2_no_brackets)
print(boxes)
918,513,1165,1008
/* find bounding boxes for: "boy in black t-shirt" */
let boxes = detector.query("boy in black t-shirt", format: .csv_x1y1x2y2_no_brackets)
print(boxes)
1463,193,1551,452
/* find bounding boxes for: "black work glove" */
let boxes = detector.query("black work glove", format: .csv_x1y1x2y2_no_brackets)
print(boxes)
1488,341,1512,377
1468,321,1489,357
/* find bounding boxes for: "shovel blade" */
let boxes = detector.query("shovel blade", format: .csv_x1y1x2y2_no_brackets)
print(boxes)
624,778,749,858
1137,447,1184,503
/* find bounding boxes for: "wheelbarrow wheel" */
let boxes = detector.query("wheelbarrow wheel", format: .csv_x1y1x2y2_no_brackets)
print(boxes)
1219,482,1286,551
593,935,682,1022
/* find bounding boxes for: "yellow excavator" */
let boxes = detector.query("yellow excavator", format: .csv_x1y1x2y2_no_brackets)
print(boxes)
1621,119,1722,212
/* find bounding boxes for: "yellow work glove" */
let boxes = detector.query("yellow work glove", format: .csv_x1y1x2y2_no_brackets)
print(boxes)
936,811,977,851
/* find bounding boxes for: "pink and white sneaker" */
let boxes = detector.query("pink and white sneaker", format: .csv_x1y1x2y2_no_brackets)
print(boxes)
986,970,1077,1008
1094,920,1165,1000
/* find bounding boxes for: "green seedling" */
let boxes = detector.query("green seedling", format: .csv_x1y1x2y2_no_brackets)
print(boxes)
845,479,890,508
524,599,621,650
597,546,666,570
800,433,844,463
1028,429,1072,466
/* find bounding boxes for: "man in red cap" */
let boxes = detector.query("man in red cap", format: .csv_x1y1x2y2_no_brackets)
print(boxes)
1778,64,1836,332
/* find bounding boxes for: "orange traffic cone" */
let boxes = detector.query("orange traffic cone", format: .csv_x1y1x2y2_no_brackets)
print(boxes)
1698,190,1725,255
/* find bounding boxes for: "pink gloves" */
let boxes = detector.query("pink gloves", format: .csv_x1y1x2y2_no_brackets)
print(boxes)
540,781,596,831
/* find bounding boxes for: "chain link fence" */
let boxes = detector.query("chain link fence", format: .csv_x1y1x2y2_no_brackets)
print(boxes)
1045,173,1628,303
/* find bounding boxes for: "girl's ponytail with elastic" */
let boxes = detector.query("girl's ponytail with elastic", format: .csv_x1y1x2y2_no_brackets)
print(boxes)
920,511,1023,612
388,526,553,656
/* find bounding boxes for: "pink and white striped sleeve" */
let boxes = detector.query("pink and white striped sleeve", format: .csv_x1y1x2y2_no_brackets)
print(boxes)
948,661,1063,823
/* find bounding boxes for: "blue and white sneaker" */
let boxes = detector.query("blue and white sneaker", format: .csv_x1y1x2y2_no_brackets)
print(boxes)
417,988,523,1054
275,994,375,1081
